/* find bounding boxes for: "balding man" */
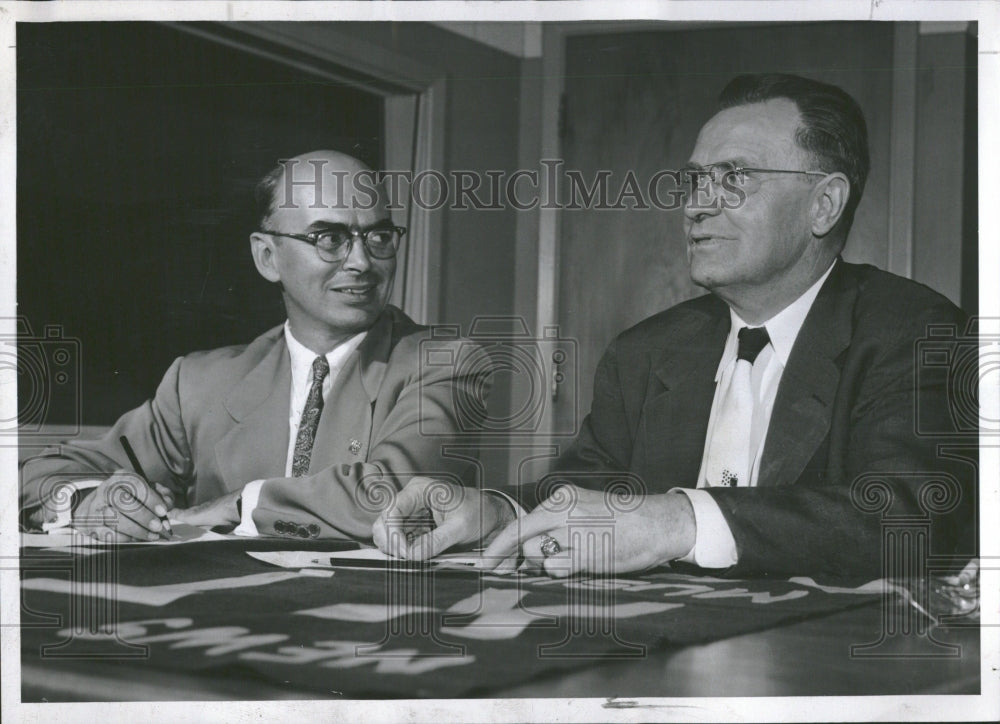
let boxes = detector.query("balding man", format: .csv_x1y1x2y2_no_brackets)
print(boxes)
20,151,494,542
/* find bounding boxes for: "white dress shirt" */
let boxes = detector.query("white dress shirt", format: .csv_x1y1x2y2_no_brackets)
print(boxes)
234,322,366,536
673,261,836,568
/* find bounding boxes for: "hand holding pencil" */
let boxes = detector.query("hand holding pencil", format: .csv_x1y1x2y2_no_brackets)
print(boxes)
119,436,174,539
68,437,177,542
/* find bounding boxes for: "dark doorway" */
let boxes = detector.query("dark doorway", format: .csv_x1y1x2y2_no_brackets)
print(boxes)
17,22,384,424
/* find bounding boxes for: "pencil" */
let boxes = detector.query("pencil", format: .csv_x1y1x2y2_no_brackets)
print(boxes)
119,435,173,537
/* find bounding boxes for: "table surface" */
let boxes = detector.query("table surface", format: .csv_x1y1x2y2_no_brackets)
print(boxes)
18,539,981,701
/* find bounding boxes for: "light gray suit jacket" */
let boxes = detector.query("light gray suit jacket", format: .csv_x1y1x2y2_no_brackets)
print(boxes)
21,306,490,540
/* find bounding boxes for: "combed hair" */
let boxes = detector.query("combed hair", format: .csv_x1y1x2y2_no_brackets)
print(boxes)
718,73,870,230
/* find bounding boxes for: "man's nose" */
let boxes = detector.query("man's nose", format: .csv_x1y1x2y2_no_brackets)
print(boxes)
340,234,373,271
683,184,723,222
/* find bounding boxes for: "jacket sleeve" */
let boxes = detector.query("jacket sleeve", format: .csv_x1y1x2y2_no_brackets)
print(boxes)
250,341,492,540
20,357,195,528
513,339,639,512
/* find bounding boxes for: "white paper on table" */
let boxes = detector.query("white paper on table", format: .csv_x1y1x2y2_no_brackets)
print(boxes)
248,547,483,571
20,522,231,548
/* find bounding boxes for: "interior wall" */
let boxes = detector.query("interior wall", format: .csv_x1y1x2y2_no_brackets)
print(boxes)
340,23,524,331
914,28,976,311
961,30,978,315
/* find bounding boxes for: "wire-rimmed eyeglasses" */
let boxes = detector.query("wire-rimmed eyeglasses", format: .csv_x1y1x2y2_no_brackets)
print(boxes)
682,161,828,198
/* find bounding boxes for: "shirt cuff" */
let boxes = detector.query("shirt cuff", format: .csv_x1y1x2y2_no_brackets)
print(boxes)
40,479,102,531
670,488,739,569
482,488,526,518
233,480,265,537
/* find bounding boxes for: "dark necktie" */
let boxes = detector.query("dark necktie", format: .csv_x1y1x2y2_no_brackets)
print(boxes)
703,326,771,487
291,355,330,477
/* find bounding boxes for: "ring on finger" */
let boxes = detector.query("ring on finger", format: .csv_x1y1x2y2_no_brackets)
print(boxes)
540,534,562,558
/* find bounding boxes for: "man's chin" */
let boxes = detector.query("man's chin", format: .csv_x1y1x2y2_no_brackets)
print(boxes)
326,304,386,334
687,263,724,291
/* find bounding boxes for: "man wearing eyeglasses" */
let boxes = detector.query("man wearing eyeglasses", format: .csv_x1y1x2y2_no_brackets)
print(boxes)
374,74,973,581
20,150,495,542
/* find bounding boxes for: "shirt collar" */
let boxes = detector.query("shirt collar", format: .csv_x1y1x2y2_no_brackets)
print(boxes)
715,260,837,380
284,321,368,386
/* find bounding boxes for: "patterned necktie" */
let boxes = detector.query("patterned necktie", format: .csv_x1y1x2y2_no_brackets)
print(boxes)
703,326,771,488
291,355,330,477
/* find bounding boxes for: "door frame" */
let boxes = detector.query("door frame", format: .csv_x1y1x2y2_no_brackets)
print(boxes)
168,21,447,324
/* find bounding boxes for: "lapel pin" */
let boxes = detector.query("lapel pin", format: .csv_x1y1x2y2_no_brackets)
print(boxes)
349,439,362,455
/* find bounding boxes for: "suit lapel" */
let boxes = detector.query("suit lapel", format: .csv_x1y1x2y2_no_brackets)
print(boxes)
757,262,855,487
215,331,291,489
643,304,730,487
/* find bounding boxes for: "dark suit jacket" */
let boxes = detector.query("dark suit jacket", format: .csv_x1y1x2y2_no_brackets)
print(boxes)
21,305,490,540
538,261,975,579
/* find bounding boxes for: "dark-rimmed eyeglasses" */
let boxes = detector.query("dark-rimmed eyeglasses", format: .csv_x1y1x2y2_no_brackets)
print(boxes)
260,223,406,263
682,161,828,198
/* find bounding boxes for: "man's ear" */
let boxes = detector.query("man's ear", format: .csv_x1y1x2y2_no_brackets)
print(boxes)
810,172,850,237
250,232,281,283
